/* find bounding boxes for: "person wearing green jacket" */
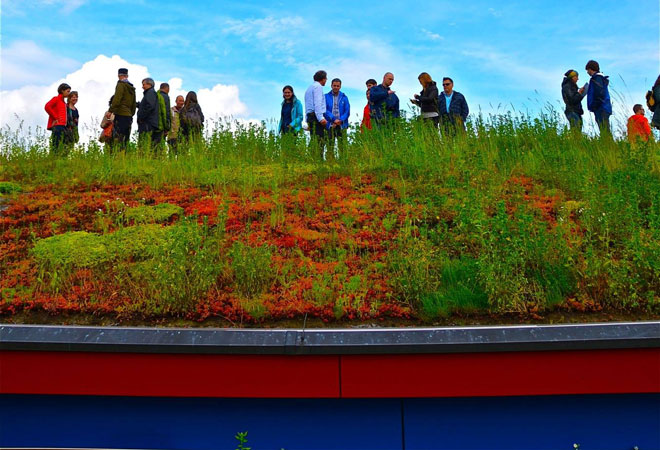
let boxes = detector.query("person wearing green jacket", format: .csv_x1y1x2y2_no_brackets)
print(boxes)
109,68,136,150
278,85,303,135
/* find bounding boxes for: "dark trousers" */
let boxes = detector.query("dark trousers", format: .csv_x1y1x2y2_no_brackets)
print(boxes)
565,112,583,131
439,115,465,137
151,130,163,146
327,126,346,160
594,109,611,136
113,115,133,150
50,125,67,155
307,113,326,160
423,116,440,128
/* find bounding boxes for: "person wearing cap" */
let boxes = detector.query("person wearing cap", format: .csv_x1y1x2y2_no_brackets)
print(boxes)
44,82,71,155
109,68,137,150
561,70,586,131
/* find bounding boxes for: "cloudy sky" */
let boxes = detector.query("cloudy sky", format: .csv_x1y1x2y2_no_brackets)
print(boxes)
1,0,658,141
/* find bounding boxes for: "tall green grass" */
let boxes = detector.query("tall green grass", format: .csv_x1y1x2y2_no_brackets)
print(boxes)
2,111,659,317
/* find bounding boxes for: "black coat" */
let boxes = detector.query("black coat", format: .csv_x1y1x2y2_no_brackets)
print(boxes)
414,81,439,114
137,87,159,132
562,78,584,115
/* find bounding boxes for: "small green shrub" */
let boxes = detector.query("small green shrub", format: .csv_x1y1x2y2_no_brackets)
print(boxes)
117,217,223,314
0,181,22,194
124,203,183,223
387,233,441,307
478,201,576,312
229,241,274,298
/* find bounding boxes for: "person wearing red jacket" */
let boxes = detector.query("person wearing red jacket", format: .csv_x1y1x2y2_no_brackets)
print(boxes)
627,104,652,144
44,83,71,154
361,79,377,132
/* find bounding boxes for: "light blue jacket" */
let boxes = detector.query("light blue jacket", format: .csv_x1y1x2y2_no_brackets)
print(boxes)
278,96,304,133
324,91,350,129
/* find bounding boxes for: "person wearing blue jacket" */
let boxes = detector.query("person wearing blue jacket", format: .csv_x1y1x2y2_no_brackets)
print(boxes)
438,77,469,136
585,60,612,136
278,85,303,135
369,72,400,125
324,78,350,160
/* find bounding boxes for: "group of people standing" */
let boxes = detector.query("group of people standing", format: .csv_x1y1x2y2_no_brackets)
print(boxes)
45,63,660,155
102,68,205,153
281,70,470,160
562,59,660,142
44,68,206,154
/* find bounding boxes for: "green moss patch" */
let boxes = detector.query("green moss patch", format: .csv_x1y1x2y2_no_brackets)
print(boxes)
124,203,184,223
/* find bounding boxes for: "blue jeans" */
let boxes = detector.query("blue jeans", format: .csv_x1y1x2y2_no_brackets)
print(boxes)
593,109,611,136
565,112,583,131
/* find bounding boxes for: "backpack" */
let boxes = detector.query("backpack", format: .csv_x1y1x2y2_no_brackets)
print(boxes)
183,105,203,128
646,90,656,112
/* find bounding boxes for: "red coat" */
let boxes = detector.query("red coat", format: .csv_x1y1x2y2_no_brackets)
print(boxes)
45,94,67,130
361,103,372,131
627,114,651,143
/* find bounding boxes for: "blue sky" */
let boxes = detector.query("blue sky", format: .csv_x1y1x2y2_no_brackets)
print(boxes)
1,0,659,136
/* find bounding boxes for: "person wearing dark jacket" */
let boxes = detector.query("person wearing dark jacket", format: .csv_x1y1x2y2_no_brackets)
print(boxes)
585,60,612,136
438,77,469,136
180,91,205,141
369,72,400,125
651,75,660,130
561,70,586,131
109,68,136,150
411,72,439,127
137,78,160,148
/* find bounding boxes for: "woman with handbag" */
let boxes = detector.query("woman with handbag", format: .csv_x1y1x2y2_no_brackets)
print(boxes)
100,96,116,151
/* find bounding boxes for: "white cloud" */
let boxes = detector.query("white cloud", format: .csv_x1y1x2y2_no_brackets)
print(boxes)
421,29,444,41
0,51,250,144
1,40,80,90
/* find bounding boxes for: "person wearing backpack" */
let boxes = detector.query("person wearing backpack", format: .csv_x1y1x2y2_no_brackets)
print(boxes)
585,60,612,137
180,91,205,142
650,75,660,130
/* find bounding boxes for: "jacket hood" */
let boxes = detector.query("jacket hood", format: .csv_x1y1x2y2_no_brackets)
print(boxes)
562,77,573,86
593,73,609,85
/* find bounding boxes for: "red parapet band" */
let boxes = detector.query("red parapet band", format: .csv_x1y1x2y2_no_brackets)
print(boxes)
0,352,341,398
341,348,660,398
1,348,658,398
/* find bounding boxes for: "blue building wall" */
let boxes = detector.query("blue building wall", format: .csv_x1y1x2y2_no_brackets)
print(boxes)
1,394,658,449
